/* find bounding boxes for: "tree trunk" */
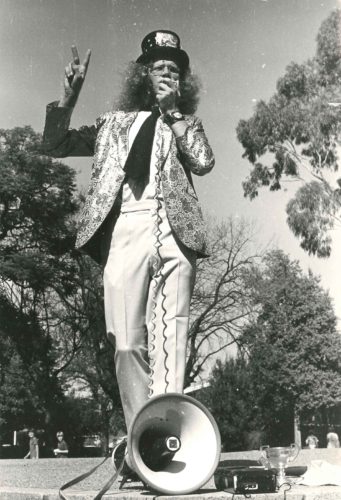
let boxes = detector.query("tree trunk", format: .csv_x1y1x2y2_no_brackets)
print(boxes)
294,409,301,448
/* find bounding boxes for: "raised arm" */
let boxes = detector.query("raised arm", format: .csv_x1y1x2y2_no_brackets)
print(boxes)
43,46,98,158
60,45,91,108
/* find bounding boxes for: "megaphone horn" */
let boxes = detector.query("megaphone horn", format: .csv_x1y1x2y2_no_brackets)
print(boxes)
128,393,221,495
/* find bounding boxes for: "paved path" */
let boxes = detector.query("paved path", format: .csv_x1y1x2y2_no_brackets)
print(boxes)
0,449,341,499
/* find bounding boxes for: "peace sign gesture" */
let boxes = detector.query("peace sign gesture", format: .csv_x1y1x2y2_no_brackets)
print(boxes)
59,46,91,107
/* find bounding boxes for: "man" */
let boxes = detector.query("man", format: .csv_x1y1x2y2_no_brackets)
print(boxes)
24,430,39,459
43,30,214,439
54,431,69,457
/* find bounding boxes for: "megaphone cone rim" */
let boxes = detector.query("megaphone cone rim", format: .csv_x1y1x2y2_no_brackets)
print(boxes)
128,392,221,495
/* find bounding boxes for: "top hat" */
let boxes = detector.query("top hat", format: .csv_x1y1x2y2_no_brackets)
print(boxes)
136,30,189,71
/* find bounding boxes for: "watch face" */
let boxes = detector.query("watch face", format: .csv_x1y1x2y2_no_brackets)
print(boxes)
172,112,183,119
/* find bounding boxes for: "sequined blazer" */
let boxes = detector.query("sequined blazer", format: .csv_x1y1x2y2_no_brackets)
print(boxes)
43,102,215,264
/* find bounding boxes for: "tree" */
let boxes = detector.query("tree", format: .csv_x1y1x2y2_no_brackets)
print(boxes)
237,10,341,257
0,126,78,255
0,126,123,444
0,333,43,439
197,357,260,451
185,217,259,387
0,294,65,437
241,250,341,444
61,255,125,445
0,126,82,434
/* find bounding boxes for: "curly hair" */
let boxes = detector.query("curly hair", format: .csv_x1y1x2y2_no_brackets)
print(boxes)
114,61,201,114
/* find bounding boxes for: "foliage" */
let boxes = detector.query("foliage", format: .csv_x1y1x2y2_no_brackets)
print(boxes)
0,126,122,444
198,357,260,451
201,250,341,449
0,126,78,255
0,126,80,434
185,217,259,386
61,255,125,440
241,250,341,443
0,282,67,439
237,10,341,257
0,334,43,435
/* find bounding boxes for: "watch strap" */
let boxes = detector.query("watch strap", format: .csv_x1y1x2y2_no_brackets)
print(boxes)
164,111,185,126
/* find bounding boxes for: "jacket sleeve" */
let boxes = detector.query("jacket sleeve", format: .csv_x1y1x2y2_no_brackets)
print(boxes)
42,101,102,158
175,116,215,176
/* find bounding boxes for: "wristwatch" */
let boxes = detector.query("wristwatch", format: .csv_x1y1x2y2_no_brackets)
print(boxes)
164,110,185,126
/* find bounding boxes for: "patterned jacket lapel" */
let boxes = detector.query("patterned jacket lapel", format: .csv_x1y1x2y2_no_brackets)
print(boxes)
115,112,138,171
156,118,173,170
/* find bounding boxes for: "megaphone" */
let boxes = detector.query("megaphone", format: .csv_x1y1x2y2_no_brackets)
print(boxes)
127,393,221,495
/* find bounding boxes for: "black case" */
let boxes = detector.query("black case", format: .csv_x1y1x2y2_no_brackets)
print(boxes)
215,467,277,494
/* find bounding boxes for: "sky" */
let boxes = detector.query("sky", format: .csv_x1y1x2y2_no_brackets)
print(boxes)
1,0,341,326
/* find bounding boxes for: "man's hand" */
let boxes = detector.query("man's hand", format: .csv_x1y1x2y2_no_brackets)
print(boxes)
59,46,91,108
156,77,179,113
156,77,187,136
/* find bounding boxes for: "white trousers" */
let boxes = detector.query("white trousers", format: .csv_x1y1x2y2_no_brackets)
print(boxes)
103,205,196,431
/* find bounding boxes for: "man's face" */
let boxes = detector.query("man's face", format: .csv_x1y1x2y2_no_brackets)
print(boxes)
57,434,63,441
148,59,180,98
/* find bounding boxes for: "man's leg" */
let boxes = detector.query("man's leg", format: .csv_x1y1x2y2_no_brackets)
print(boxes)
103,210,153,432
146,207,196,396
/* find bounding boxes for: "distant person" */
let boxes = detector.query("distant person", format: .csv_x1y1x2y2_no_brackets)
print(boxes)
305,432,319,449
54,431,69,457
24,430,39,459
326,428,340,448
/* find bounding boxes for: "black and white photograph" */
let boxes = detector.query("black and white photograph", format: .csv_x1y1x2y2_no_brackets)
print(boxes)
0,0,341,498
